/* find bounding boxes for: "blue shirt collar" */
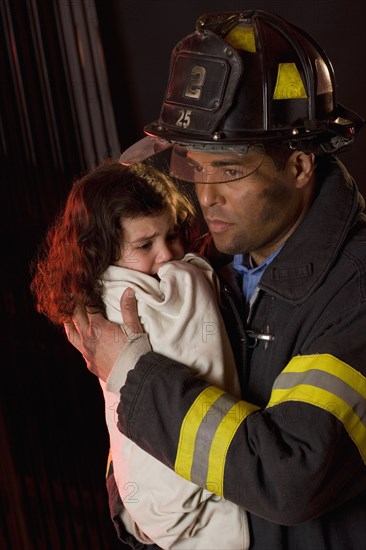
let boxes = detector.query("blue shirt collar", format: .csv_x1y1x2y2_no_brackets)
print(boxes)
233,245,284,273
233,245,284,303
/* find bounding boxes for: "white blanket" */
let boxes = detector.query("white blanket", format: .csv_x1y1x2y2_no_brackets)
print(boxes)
100,254,248,549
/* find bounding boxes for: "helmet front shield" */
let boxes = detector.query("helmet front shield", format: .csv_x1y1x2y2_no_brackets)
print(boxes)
169,143,266,183
120,137,266,184
119,136,172,165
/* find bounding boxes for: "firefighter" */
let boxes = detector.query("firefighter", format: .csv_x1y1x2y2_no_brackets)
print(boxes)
67,10,366,549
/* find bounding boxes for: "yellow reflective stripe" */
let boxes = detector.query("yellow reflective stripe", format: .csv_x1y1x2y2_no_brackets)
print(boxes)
207,401,260,496
273,63,307,99
267,354,366,464
175,386,225,480
106,447,113,478
225,26,256,52
278,354,365,395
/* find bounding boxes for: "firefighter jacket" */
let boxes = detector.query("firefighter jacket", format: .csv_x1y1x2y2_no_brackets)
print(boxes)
115,156,366,550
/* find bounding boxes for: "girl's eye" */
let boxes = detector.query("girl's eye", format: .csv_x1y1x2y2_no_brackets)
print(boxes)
138,241,152,251
167,232,179,242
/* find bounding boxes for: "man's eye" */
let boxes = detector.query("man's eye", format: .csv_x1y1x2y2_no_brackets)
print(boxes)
224,167,242,179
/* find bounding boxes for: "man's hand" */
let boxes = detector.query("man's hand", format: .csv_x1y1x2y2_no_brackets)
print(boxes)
64,288,142,381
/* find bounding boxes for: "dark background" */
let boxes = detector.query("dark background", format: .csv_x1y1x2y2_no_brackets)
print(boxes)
1,1,365,549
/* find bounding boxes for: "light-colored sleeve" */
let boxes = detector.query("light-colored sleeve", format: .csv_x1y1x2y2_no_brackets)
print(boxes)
105,330,151,394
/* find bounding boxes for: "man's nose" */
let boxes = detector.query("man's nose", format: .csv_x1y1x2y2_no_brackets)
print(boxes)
195,183,224,207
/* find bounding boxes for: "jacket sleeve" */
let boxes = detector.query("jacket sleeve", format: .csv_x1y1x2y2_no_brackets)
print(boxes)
103,379,249,550
117,305,366,526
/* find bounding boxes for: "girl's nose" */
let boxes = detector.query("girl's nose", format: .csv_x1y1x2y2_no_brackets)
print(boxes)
156,244,174,264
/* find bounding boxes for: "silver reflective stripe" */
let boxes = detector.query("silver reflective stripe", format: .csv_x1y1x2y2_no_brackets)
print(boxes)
190,393,238,486
273,369,366,427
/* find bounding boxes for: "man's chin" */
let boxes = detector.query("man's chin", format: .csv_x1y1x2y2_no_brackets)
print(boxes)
211,235,245,256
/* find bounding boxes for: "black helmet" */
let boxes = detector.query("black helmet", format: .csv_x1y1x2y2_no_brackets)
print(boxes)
120,10,364,175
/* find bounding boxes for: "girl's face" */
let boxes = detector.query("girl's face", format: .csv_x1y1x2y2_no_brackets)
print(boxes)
117,208,185,275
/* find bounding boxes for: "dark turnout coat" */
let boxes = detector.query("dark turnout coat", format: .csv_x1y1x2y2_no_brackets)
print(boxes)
113,156,366,550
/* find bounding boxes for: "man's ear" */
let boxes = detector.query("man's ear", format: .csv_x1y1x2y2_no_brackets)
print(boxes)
287,151,315,189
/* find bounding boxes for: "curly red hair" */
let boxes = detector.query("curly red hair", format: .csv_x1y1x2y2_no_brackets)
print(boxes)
31,160,199,324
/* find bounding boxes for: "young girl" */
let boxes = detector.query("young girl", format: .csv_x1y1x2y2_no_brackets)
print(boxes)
31,160,248,550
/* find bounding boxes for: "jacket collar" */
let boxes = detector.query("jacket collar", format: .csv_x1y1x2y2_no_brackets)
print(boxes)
259,156,364,304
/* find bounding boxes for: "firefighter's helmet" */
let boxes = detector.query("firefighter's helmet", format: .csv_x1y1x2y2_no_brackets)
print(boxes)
120,10,364,181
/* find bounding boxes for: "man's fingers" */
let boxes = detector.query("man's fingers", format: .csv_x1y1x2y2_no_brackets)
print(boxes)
64,304,87,352
64,321,94,373
72,304,90,332
121,288,142,334
64,305,103,353
64,320,83,349
63,303,127,381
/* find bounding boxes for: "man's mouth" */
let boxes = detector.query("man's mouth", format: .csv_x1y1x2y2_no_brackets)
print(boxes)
205,218,234,233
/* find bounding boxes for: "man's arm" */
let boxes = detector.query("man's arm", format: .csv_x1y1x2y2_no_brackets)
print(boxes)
117,347,366,525
66,290,366,526
111,289,366,527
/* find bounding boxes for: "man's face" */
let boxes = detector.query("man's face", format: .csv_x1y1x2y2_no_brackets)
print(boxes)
191,149,310,260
